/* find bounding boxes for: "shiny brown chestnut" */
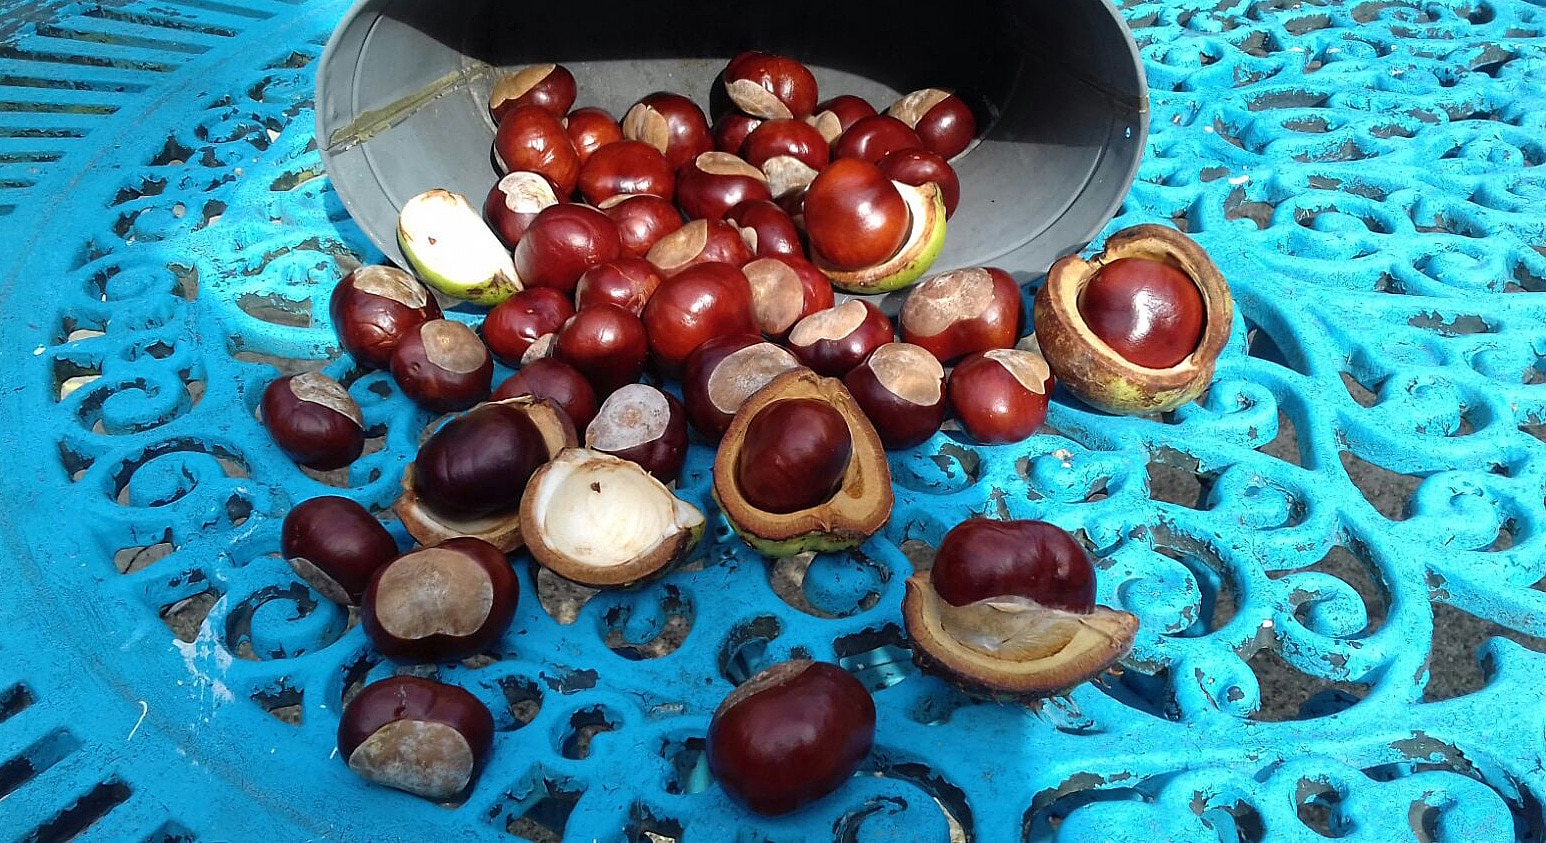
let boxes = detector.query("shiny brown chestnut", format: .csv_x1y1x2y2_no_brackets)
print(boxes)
947,348,1053,445
330,265,442,371
786,300,895,377
1077,257,1205,371
740,118,829,198
481,287,575,367
563,106,623,165
492,357,599,430
721,51,819,120
932,519,1093,611
573,257,663,316
707,660,875,816
281,495,398,605
899,267,1021,364
493,104,580,195
484,170,561,248
736,397,853,514
489,63,576,122
390,319,493,413
600,193,684,260
261,371,365,470
681,333,801,439
641,261,758,377
622,92,713,170
831,114,923,165
713,111,763,154
842,342,946,450
801,158,908,271
644,218,754,277
338,675,494,801
361,537,518,662
724,199,803,259
806,94,876,144
886,88,976,160
674,152,772,221
741,255,834,340
552,302,649,395
878,147,960,218
576,139,676,206
584,383,689,483
513,203,622,295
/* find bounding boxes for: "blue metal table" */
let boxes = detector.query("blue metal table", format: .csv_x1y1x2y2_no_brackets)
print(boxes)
0,0,1543,840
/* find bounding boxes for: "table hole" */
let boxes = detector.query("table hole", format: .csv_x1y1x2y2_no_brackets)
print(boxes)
534,565,599,626
1340,372,1379,408
115,531,177,574
659,735,710,795
600,585,693,661
498,778,582,841
1146,447,1215,510
1295,777,1348,838
557,706,618,761
624,805,682,843
1339,451,1422,521
1023,784,1152,841
1248,648,1370,721
495,676,542,733
0,728,77,800
251,678,302,725
159,589,217,643
30,778,131,843
337,651,381,710
718,616,782,686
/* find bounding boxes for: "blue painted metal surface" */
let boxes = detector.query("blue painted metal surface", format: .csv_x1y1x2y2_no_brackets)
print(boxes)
0,0,1544,840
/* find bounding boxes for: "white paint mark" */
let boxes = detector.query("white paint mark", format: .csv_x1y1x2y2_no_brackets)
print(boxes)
127,700,149,741
1229,174,1251,185
32,346,44,356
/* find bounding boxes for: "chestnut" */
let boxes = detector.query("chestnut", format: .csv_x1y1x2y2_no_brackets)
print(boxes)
899,267,1021,364
489,63,576,122
573,257,663,316
600,193,685,259
707,660,875,816
932,519,1092,611
338,675,494,801
329,265,442,371
622,92,713,170
390,319,493,413
484,170,561,249
741,255,833,340
576,139,675,206
261,371,365,470
282,495,398,605
786,299,894,377
552,302,649,395
736,397,853,514
801,158,908,271
513,203,622,295
644,218,754,277
721,51,819,120
877,147,960,218
946,348,1052,445
585,383,689,483
740,118,828,198
493,104,581,195
724,199,803,259
674,152,772,221
682,333,801,439
831,114,923,165
361,537,518,662
806,94,876,144
481,287,576,367
842,342,946,450
1077,257,1205,370
564,106,623,165
886,88,976,160
713,111,763,154
492,357,599,430
641,261,758,377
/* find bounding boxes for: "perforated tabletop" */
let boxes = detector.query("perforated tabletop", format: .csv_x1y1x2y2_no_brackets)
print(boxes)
1,1,1544,840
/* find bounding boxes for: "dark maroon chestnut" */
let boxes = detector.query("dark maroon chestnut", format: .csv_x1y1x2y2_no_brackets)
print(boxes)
481,287,575,367
413,401,550,522
682,333,801,439
947,348,1053,445
675,151,772,221
585,383,689,483
576,139,676,206
721,51,819,119
878,147,960,218
622,92,713,170
361,537,519,662
564,106,623,165
735,397,853,514
1077,257,1205,370
713,111,763,154
261,371,365,470
931,519,1095,612
390,320,493,413
600,193,685,260
741,118,829,197
641,261,758,377
492,357,599,430
494,104,580,195
887,88,976,160
843,342,946,450
742,255,834,340
831,114,924,165
484,170,561,248
724,199,803,259
801,158,908,271
281,495,398,605
489,63,576,122
786,300,895,377
708,660,875,816
552,302,650,395
574,257,664,316
338,675,495,801
899,267,1021,364
513,203,622,295
644,218,755,277
806,94,876,144
330,265,442,371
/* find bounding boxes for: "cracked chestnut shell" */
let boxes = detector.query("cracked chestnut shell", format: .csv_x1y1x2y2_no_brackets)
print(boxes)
361,536,518,662
902,519,1137,697
338,675,494,801
1033,224,1233,414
